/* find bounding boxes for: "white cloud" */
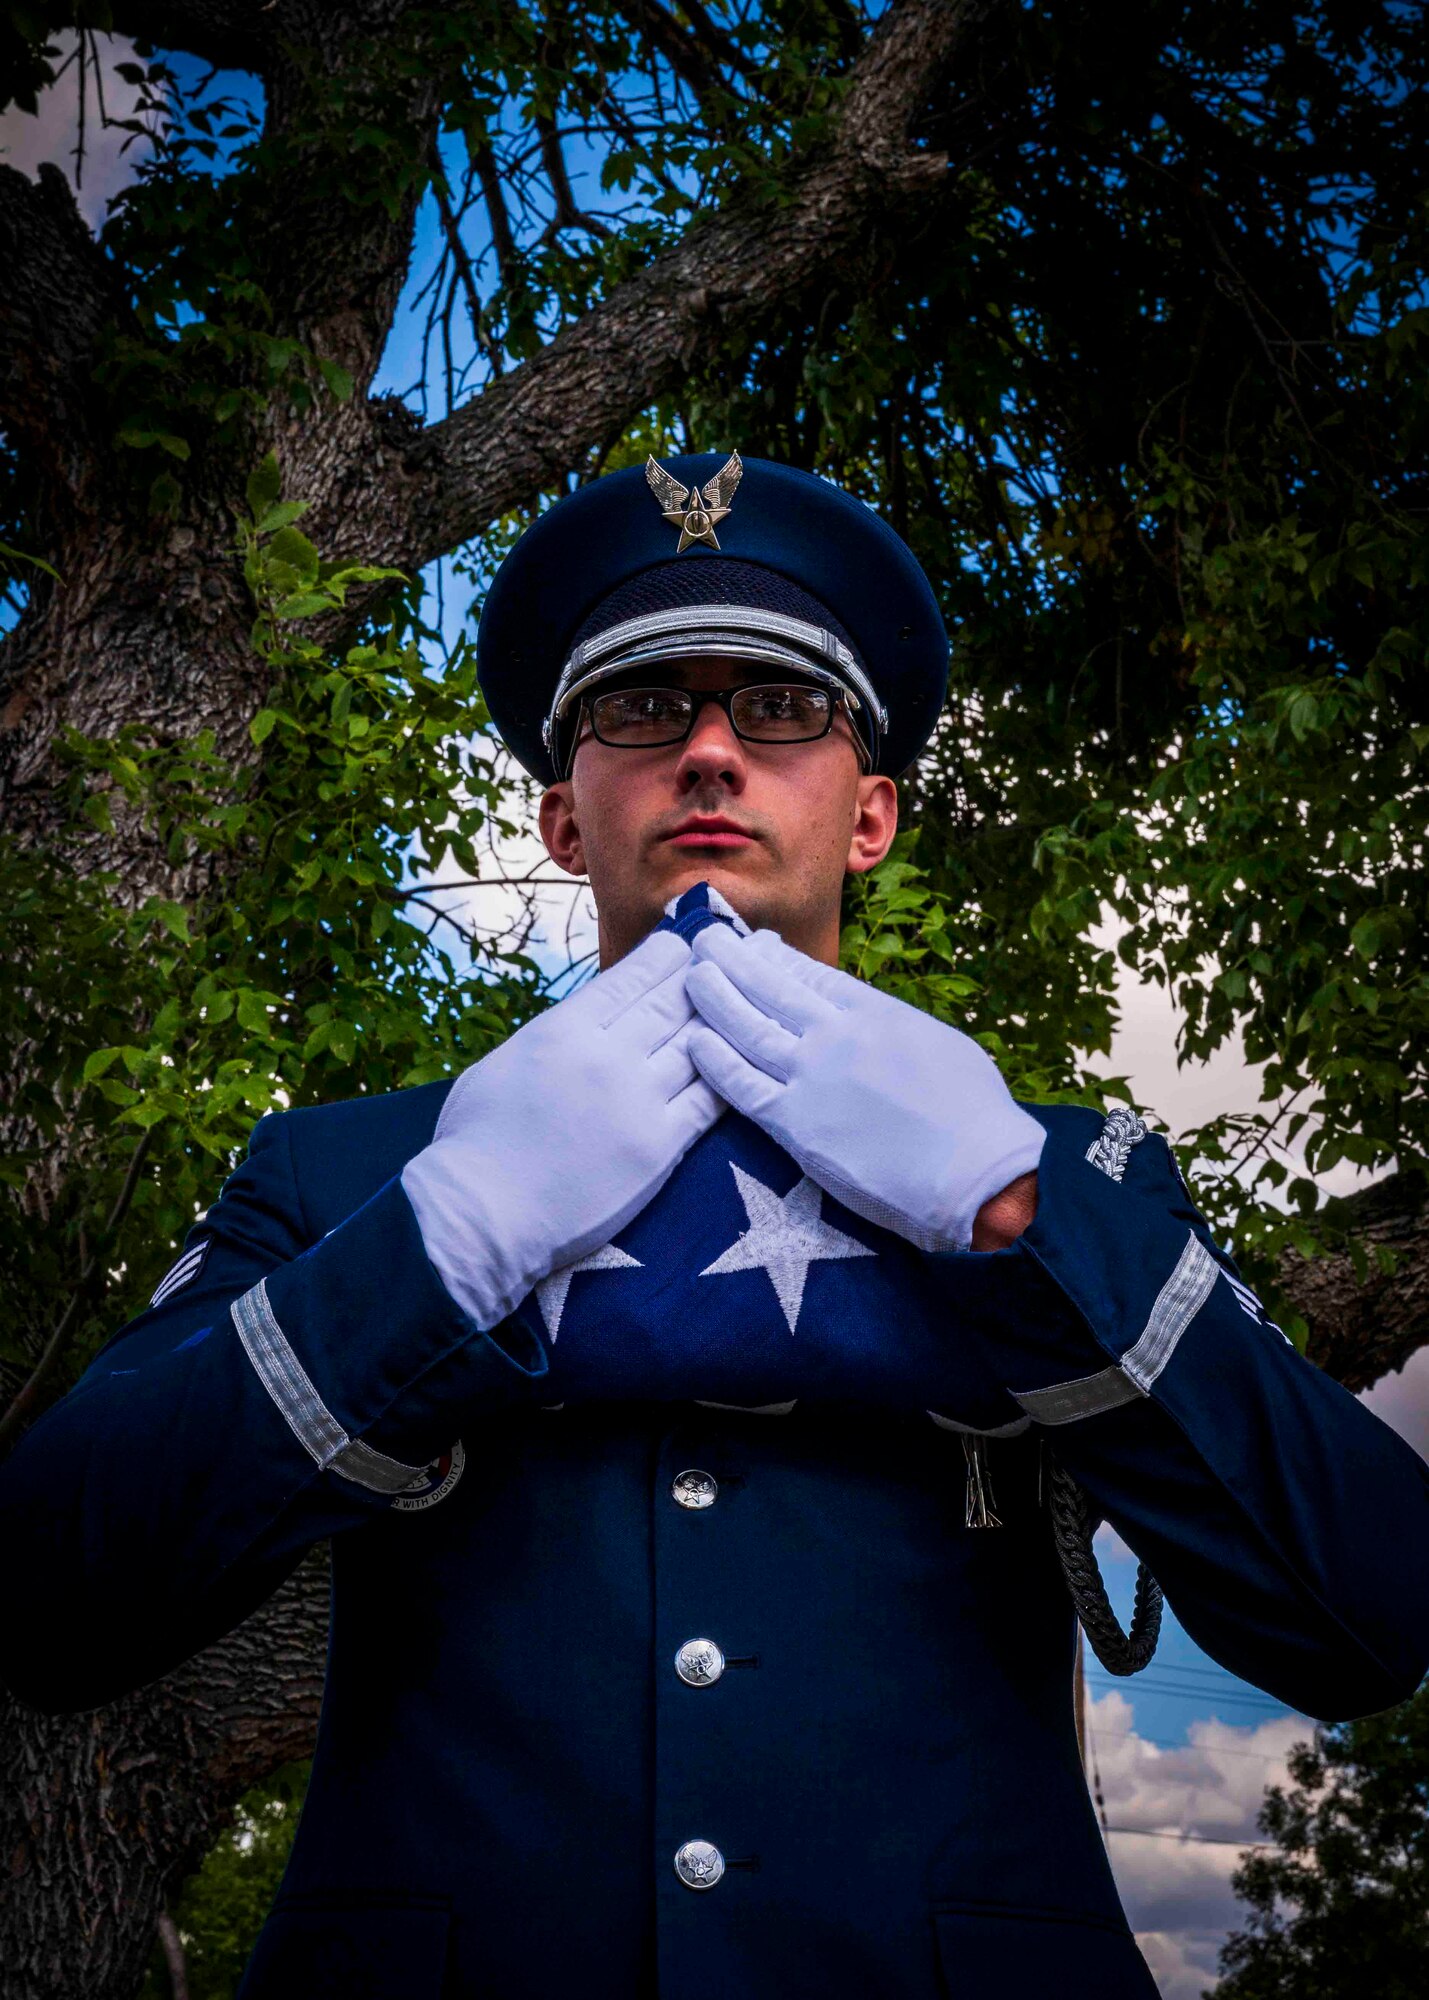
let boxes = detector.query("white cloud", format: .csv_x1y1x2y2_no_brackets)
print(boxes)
1091,913,1382,1204
1136,1927,1231,2000
0,33,158,229
1084,1685,1310,1993
1357,1345,1429,1464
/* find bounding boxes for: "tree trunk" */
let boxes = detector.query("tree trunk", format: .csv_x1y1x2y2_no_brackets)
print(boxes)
3,1546,329,2000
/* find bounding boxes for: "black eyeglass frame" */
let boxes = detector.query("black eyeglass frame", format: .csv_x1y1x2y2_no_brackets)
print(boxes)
576,681,870,769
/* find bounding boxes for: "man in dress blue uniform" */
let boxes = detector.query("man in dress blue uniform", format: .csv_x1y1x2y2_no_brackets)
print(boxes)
3,452,1428,1999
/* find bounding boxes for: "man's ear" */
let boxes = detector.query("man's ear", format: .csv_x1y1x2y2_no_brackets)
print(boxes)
845,773,898,876
539,782,586,875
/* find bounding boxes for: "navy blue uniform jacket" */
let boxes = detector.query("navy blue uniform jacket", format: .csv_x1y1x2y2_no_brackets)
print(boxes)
3,1088,1427,1999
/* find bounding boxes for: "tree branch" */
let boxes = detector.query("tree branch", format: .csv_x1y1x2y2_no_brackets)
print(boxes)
610,0,752,104
156,1906,190,2000
535,113,611,240
1284,1170,1429,1394
0,1126,155,1456
471,134,519,290
674,0,760,82
398,0,985,565
429,144,504,377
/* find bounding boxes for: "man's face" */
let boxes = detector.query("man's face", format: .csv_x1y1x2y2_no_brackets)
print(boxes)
538,657,899,967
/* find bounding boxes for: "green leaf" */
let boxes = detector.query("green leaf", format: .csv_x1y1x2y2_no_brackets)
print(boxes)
268,526,320,581
1286,691,1319,741
250,708,279,745
148,471,183,516
151,997,184,1045
273,592,331,620
256,501,311,534
124,1098,174,1129
148,900,192,943
118,427,190,461
236,990,272,1034
302,1019,333,1060
318,358,354,403
246,452,282,520
0,540,61,581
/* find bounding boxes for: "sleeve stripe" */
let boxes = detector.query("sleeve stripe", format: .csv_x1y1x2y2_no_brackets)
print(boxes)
1121,1232,1219,1391
233,1279,347,1464
231,1280,427,1496
1013,1366,1144,1426
1011,1229,1220,1424
332,1437,435,1496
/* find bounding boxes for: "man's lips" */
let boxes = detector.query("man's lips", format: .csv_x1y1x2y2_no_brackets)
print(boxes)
662,817,758,849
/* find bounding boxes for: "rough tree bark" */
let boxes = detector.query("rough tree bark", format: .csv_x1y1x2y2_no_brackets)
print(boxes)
1295,1172,1429,1393
0,0,978,868
2,1546,330,2000
0,0,445,870
0,4,998,1995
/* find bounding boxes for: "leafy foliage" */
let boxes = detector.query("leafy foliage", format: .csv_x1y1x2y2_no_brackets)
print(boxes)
0,464,547,1407
1214,1682,1429,1999
840,830,1121,1111
137,1762,312,2000
673,0,1429,1313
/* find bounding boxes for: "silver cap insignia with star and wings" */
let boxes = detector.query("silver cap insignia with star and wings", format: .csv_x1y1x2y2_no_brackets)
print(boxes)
645,451,744,552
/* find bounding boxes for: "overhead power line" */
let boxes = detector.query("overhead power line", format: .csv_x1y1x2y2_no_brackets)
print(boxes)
1103,1825,1280,1849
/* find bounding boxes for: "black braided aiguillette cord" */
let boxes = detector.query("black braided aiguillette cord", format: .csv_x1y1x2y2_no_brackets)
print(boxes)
1046,1453,1163,1675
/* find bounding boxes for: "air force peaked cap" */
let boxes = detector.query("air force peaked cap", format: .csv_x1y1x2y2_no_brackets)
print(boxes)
476,452,949,785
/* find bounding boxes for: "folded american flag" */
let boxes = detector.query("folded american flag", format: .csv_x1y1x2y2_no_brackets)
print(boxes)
518,885,1036,1429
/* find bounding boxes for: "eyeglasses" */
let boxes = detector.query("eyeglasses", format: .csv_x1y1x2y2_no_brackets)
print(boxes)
581,682,854,756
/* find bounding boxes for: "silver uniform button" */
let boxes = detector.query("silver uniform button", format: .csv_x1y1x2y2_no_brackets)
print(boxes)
674,1839,725,1890
671,1468,718,1510
675,1637,725,1687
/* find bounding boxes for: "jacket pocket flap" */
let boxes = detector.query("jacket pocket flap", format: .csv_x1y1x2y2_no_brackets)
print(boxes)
238,1891,451,1999
933,1903,1158,1998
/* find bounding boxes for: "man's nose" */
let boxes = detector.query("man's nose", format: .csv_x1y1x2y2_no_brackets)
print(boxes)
673,698,748,792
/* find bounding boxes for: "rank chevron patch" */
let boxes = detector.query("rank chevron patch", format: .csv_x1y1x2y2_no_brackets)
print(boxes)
150,1239,211,1310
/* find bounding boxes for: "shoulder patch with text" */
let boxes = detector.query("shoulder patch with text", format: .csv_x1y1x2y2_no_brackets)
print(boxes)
391,1441,466,1513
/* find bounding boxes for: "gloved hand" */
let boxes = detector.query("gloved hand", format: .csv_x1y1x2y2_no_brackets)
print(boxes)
402,929,724,1331
685,925,1046,1254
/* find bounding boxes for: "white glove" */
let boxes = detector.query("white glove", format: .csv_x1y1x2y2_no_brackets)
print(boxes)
402,929,723,1330
685,925,1045,1254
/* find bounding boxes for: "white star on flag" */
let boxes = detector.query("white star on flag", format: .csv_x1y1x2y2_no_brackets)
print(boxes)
536,1242,642,1340
699,1164,875,1333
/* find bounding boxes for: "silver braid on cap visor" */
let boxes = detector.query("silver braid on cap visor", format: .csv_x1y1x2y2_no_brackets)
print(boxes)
540,605,889,780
